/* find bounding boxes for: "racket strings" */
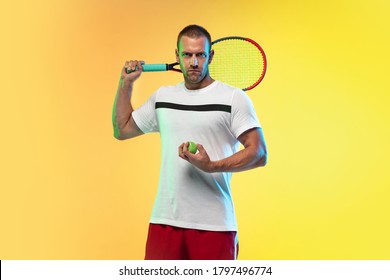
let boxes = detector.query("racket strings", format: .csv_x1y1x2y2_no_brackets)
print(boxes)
209,39,265,91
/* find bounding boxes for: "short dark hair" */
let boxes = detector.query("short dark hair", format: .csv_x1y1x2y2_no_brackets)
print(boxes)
177,25,212,50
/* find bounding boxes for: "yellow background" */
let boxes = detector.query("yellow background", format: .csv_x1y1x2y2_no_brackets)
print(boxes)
1,0,389,259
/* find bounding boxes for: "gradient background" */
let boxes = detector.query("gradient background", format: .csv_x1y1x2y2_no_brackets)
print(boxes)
1,0,389,259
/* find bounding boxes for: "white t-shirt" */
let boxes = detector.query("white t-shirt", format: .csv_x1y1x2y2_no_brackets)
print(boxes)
132,80,260,231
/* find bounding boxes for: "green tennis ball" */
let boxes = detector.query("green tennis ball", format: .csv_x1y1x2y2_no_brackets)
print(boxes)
188,141,198,154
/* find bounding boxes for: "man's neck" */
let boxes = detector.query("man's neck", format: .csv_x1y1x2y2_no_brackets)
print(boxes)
185,76,215,90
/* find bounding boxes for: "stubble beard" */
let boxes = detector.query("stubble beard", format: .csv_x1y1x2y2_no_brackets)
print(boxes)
185,68,207,84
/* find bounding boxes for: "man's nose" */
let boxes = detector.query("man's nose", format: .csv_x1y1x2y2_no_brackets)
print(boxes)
191,55,198,67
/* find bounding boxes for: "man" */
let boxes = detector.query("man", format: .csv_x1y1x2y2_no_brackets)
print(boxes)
112,25,267,260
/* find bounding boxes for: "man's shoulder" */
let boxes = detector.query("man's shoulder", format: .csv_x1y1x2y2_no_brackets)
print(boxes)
212,81,246,99
214,80,238,90
157,82,185,93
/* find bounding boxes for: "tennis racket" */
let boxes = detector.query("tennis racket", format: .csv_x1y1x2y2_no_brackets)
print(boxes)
126,36,267,91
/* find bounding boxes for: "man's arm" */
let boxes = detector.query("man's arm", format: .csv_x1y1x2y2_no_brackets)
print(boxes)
179,127,267,173
112,60,144,140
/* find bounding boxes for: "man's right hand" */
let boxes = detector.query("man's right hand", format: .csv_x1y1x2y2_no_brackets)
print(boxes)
122,60,144,84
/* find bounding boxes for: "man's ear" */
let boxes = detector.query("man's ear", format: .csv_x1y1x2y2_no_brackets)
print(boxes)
208,49,214,64
175,49,179,63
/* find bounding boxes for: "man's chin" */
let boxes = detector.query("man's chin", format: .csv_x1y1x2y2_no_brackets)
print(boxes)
185,75,202,84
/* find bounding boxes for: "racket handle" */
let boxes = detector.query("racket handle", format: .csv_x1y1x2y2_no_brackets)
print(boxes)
126,64,168,74
142,64,168,72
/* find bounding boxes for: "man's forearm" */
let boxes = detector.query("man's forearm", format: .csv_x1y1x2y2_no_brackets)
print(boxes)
112,78,134,139
211,145,267,173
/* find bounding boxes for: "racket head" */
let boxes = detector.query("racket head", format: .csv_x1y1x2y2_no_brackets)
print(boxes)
209,36,267,91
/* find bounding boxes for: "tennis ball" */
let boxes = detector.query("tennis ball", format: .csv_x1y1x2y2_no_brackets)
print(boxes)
188,141,198,154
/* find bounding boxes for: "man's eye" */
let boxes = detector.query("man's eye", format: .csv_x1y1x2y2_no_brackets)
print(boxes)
197,53,207,58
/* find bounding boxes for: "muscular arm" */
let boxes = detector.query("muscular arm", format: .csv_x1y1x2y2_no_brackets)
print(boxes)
112,61,144,140
213,127,267,172
179,127,267,173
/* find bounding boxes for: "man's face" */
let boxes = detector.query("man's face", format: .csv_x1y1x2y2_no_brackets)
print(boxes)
176,35,214,88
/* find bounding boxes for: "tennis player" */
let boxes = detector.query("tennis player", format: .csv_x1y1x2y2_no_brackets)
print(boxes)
112,24,267,260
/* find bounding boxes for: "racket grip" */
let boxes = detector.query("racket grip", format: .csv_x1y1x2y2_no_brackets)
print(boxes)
142,64,168,72
126,64,168,74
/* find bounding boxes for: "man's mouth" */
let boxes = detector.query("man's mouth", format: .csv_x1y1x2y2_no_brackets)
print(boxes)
187,69,200,73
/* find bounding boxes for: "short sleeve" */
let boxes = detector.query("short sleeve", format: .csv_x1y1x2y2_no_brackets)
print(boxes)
230,89,261,138
132,90,159,133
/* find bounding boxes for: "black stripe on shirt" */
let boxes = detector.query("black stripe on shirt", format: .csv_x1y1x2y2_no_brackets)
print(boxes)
155,102,231,113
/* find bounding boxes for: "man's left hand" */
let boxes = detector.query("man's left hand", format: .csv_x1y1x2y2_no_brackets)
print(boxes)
178,142,215,173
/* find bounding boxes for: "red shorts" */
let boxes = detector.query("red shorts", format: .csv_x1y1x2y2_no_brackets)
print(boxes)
144,223,238,260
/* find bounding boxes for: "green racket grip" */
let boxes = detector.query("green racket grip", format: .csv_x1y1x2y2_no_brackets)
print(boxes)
126,64,168,74
142,64,168,72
